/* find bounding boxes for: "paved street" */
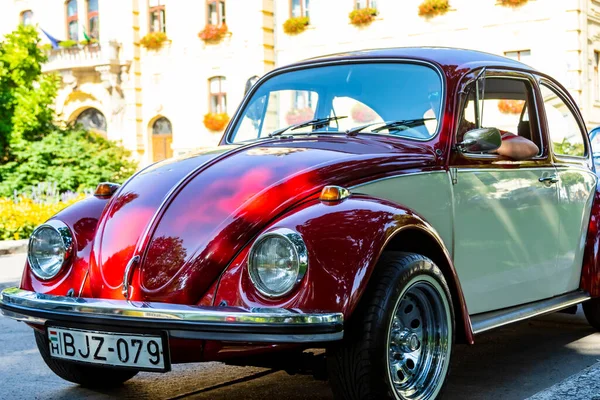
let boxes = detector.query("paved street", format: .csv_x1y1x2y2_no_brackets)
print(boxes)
2,254,600,399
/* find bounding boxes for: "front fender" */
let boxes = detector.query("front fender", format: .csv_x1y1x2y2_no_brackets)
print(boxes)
212,194,473,344
20,196,109,296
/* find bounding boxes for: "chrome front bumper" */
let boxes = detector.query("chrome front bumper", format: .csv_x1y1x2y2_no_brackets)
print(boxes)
0,288,344,343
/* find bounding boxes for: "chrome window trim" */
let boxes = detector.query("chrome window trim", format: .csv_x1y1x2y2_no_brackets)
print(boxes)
455,71,545,160
225,58,447,145
538,79,590,160
247,228,308,298
27,220,74,281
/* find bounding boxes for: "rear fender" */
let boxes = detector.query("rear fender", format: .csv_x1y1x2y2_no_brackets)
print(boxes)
212,194,473,345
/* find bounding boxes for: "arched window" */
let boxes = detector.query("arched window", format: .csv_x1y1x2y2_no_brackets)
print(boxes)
66,0,79,41
149,0,166,33
76,108,107,135
209,76,227,114
87,0,99,39
21,10,33,26
152,117,173,161
207,0,226,25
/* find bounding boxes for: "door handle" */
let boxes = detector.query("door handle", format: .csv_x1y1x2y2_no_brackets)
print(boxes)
539,175,559,184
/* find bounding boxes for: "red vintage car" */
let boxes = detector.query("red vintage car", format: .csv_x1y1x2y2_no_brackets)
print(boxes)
2,47,600,400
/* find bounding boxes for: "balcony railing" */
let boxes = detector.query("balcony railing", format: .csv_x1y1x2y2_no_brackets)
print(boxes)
42,41,121,72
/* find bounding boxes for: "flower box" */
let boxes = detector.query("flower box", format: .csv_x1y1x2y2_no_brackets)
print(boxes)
497,99,525,114
283,16,310,35
285,108,314,125
204,113,230,131
351,103,377,123
349,8,378,26
498,0,528,6
198,24,229,43
418,0,450,17
140,32,168,50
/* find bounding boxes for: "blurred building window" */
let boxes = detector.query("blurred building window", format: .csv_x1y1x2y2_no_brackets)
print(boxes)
355,0,376,9
209,76,227,114
294,91,315,109
66,0,79,41
291,0,309,17
21,10,33,26
207,1,226,25
76,108,107,136
149,0,166,33
595,52,600,102
152,117,173,161
504,50,531,62
87,0,99,39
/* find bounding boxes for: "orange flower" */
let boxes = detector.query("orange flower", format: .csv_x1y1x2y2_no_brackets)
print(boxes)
204,113,230,131
498,0,528,6
198,24,229,43
497,99,525,114
349,8,378,26
140,32,168,50
285,108,314,125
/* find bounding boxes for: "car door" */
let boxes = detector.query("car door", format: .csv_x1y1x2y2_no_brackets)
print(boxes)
539,80,597,296
450,70,561,315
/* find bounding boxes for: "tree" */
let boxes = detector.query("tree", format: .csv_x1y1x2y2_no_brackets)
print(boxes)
0,25,137,195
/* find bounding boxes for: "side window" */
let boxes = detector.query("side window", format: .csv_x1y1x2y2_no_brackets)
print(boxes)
540,84,586,157
458,77,540,153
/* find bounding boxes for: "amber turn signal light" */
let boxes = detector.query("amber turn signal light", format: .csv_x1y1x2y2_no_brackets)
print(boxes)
320,185,350,202
94,182,121,197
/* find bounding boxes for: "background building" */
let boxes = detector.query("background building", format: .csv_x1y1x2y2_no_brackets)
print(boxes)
3,0,600,165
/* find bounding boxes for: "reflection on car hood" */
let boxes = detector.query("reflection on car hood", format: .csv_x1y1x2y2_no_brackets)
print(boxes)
89,137,436,304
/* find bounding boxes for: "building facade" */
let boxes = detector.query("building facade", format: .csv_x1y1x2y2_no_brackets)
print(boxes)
2,0,600,165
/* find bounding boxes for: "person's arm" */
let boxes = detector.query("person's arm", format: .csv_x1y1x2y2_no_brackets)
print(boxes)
494,133,539,160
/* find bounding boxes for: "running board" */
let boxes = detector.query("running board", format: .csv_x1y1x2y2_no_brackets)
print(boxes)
471,291,591,335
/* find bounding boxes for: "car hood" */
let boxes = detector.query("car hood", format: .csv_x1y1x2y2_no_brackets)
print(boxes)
88,137,436,304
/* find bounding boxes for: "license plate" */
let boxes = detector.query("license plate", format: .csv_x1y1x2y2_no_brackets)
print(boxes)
46,326,169,371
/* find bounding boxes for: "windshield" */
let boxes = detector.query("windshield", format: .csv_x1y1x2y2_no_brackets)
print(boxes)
228,63,444,143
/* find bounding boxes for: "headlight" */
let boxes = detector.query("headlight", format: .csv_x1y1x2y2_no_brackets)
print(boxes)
28,221,74,280
248,228,308,298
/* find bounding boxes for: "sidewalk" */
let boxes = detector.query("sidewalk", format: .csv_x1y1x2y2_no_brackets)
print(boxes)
0,240,28,256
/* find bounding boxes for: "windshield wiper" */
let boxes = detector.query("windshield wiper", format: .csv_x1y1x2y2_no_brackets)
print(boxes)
346,118,436,136
269,116,348,138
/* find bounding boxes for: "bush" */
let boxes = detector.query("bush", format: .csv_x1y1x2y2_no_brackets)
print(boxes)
198,24,229,43
203,113,230,131
0,190,86,240
0,127,137,196
349,8,378,26
39,43,53,52
498,0,528,6
140,32,168,50
283,16,310,35
418,0,450,17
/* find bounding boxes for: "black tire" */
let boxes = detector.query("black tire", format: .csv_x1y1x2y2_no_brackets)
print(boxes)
583,298,600,330
327,252,455,400
34,330,139,388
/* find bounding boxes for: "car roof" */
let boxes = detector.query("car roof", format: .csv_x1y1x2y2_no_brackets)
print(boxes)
287,47,536,74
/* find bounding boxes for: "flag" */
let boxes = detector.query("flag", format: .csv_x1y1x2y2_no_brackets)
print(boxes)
83,29,91,43
40,28,60,49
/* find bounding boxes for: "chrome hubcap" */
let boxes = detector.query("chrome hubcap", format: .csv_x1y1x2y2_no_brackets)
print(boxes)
387,277,452,400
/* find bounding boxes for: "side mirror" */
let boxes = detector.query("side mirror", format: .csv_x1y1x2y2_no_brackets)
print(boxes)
457,127,502,153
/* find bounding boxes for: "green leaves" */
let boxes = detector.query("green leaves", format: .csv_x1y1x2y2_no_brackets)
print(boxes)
0,26,138,196
0,127,137,196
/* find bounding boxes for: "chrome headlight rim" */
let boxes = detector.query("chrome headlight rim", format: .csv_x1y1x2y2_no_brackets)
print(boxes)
247,228,308,299
27,220,74,281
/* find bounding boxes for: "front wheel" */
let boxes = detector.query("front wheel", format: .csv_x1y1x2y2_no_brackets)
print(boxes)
34,330,139,388
328,252,455,400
